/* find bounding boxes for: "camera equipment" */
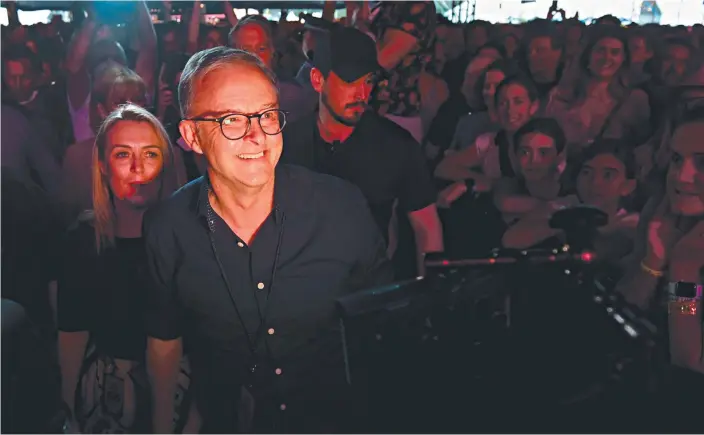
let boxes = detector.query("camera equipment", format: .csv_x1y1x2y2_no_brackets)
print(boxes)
337,206,660,431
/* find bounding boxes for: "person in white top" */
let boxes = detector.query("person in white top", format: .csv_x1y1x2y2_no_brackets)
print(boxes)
435,75,540,207
65,1,157,144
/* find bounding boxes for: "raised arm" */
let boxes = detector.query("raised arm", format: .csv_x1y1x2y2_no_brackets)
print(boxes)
322,0,336,22
133,1,158,100
186,0,202,55
434,142,485,181
65,11,97,109
493,177,548,216
375,2,433,71
222,0,238,27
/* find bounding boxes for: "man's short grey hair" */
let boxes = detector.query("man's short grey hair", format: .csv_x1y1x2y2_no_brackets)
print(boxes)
178,47,278,118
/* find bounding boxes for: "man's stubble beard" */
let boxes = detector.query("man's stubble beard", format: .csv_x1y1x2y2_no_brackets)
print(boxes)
321,88,363,127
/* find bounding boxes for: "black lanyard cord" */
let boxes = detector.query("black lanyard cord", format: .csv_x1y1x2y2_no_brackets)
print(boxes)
205,201,287,364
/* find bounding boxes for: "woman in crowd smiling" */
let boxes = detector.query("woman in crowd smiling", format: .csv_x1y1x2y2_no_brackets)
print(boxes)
435,75,540,196
546,27,651,153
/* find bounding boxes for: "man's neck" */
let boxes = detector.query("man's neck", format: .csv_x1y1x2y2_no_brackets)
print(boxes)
317,108,355,143
208,171,275,238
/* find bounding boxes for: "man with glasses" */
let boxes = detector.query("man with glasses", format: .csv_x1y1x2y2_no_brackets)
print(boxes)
142,47,392,433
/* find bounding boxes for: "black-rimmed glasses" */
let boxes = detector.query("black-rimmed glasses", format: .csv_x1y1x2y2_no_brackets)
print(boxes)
186,109,287,140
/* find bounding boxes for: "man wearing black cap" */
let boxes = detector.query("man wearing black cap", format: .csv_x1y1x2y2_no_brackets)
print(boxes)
282,26,443,276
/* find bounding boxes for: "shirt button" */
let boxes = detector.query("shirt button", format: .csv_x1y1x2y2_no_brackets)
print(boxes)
257,282,265,290
280,404,286,411
275,368,282,375
237,241,244,248
268,328,275,335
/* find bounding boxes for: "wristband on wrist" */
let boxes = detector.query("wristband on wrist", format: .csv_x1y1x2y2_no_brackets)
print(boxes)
640,260,664,278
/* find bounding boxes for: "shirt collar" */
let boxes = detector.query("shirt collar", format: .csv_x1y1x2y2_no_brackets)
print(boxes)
194,164,310,223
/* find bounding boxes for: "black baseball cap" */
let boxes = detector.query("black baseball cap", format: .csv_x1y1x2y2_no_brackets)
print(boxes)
313,25,380,83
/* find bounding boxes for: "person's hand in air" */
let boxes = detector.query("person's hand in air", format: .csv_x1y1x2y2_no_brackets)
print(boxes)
156,67,175,123
437,181,468,208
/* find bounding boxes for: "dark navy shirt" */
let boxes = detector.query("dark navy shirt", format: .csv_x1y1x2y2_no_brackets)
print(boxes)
282,110,437,244
142,164,393,432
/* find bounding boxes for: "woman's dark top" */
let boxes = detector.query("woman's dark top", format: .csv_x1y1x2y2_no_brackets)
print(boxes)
57,222,149,361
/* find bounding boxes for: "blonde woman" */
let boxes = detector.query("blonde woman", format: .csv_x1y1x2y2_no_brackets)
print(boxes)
59,65,187,225
57,104,193,433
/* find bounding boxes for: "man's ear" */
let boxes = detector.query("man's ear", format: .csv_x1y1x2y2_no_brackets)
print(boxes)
620,179,637,197
179,120,203,155
310,67,325,94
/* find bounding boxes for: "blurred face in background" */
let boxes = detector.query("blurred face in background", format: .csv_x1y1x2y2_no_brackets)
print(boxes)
465,25,489,55
3,57,38,102
503,33,519,58
588,37,626,80
667,121,704,217
444,26,466,61
496,83,538,133
577,153,635,213
232,24,274,69
517,132,560,182
202,28,225,50
461,51,499,105
161,29,181,56
481,69,506,112
628,35,652,65
302,29,316,60
103,120,165,207
565,25,583,56
662,43,692,86
528,36,562,83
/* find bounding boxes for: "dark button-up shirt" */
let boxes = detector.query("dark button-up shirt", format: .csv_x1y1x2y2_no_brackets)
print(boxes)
282,111,437,244
142,164,392,432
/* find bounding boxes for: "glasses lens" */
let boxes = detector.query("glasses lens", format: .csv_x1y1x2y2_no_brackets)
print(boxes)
221,114,249,139
259,110,286,135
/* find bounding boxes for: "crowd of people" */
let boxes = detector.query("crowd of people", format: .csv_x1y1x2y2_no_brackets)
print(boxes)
1,0,704,433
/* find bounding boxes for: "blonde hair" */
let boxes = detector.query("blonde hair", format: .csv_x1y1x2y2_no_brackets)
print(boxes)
92,104,178,252
89,65,147,133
